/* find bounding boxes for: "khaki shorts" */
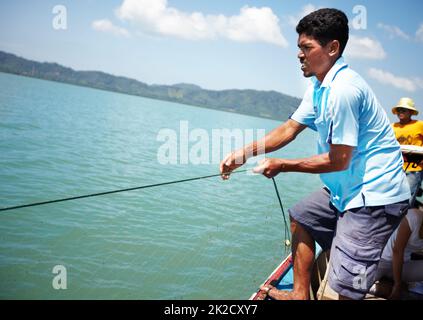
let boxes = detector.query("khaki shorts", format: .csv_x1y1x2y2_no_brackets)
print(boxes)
288,188,408,299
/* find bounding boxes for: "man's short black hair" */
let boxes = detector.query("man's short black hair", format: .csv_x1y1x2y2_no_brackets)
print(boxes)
296,8,349,57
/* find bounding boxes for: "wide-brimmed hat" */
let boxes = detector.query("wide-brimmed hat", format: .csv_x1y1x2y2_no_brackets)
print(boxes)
392,97,418,116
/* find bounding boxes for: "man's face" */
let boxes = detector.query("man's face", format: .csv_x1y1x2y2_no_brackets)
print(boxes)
396,108,412,122
297,33,334,81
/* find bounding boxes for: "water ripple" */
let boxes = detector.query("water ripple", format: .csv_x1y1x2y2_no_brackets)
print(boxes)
0,73,321,299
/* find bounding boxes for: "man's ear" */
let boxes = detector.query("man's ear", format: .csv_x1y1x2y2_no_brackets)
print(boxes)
328,40,340,58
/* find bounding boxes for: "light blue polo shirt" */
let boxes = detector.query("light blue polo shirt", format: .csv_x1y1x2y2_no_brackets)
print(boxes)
291,57,410,212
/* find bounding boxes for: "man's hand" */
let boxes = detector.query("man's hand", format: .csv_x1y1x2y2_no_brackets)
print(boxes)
220,149,246,180
253,158,283,179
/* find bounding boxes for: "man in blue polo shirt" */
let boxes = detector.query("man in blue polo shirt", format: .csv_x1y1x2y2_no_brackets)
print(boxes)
220,8,410,300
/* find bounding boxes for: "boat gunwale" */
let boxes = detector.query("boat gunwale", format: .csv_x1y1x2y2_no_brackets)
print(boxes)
249,254,293,300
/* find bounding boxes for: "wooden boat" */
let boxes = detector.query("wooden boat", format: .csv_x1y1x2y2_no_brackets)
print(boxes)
248,246,385,300
400,144,423,169
400,144,423,157
249,244,340,300
249,245,423,300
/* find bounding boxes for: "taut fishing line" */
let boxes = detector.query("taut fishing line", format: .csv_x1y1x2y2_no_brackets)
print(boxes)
1,169,291,250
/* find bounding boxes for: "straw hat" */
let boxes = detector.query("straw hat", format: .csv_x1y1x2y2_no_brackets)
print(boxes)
392,97,419,116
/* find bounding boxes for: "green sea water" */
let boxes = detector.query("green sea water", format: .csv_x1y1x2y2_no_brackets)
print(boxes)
0,72,322,299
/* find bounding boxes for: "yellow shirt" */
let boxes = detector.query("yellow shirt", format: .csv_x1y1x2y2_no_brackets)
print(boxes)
392,120,423,171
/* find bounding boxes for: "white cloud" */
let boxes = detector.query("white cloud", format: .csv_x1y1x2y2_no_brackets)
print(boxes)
287,4,318,27
368,68,423,92
92,19,130,37
115,0,288,47
377,23,410,40
414,77,423,89
416,23,423,42
344,35,386,60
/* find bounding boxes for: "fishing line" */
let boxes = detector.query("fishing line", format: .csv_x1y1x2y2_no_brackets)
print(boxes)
0,170,250,212
271,177,291,250
1,168,292,251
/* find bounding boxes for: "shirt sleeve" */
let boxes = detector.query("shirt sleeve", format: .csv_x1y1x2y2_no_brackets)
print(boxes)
326,84,361,147
290,85,316,131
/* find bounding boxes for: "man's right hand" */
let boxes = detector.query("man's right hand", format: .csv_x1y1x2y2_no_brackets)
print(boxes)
220,149,246,180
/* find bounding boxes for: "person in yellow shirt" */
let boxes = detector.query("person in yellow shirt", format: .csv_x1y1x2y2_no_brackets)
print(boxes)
392,97,423,208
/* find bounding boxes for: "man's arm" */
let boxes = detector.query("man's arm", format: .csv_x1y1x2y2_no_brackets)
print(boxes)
253,144,354,178
245,119,307,156
220,119,307,179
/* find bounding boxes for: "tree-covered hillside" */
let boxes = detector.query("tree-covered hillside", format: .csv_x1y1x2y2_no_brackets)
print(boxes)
0,51,301,121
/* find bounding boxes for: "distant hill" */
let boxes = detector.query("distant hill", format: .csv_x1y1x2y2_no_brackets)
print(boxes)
0,51,301,120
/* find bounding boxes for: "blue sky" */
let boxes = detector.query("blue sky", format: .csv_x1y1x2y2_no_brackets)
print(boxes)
1,0,422,121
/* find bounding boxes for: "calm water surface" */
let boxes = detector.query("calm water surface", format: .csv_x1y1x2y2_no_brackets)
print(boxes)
0,72,322,299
